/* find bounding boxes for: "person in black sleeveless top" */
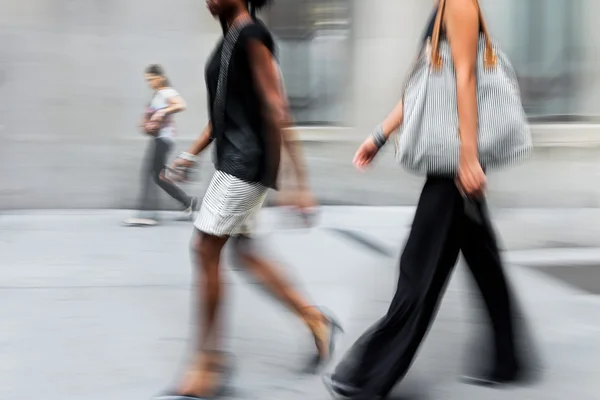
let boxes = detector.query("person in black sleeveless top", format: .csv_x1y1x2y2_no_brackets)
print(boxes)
324,1,527,399
154,1,341,399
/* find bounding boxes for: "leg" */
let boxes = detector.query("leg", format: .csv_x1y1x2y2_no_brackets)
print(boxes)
152,138,192,208
231,235,335,365
461,199,520,380
137,139,158,215
337,178,463,399
177,230,229,396
232,236,314,317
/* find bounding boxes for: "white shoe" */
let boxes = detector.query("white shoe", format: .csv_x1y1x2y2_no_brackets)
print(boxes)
179,197,198,221
123,217,158,227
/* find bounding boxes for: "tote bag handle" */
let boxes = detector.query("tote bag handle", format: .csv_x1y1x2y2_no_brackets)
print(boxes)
430,0,497,71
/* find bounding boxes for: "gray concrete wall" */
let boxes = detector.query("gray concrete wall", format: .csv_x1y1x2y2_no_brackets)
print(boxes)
1,0,600,210
348,0,600,127
0,0,220,209
578,0,600,115
348,0,431,130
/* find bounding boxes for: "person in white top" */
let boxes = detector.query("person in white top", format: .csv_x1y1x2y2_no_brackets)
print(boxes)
124,64,197,226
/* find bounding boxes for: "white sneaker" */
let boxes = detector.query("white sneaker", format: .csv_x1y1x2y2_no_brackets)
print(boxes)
179,197,198,221
123,217,158,227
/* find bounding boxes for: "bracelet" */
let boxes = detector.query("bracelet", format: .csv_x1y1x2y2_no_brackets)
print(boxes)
371,124,387,149
179,152,197,162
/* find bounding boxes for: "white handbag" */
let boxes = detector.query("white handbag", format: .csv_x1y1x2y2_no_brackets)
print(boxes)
396,0,532,176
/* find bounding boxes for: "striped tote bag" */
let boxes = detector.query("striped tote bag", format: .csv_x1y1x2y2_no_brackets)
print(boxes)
396,0,532,176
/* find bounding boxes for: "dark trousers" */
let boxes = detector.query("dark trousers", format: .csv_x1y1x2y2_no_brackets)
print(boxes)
138,137,191,213
338,177,519,399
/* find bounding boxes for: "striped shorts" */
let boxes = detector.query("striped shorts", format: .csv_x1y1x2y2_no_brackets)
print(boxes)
194,170,268,237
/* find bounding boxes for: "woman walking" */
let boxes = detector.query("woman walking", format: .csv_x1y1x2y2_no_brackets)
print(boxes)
124,65,197,227
155,1,340,399
324,0,530,399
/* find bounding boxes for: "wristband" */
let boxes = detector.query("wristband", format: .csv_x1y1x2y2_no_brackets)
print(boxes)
179,152,198,162
371,124,387,149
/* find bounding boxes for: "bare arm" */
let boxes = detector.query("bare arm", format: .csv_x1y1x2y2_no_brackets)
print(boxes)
352,84,404,170
272,59,311,188
280,123,309,189
445,0,480,159
163,93,187,115
186,123,213,156
169,123,213,173
247,39,310,188
445,0,486,195
153,93,187,121
381,99,404,139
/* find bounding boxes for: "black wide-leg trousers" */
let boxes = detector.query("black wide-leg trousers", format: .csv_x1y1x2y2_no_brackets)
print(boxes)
335,177,519,399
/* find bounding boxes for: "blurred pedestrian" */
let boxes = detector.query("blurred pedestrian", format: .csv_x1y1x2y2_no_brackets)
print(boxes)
154,1,341,399
124,64,197,227
324,0,531,398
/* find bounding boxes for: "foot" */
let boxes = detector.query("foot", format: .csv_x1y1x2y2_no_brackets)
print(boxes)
180,197,198,221
153,394,211,400
123,217,158,226
174,352,232,399
461,368,521,387
322,374,361,399
303,308,343,374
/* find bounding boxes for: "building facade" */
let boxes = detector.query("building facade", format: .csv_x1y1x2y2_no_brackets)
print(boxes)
271,0,599,130
0,0,598,209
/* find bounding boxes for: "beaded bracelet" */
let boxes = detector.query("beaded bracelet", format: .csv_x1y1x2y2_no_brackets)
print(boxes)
371,124,387,149
178,152,198,162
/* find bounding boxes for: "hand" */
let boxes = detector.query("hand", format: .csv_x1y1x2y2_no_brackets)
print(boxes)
277,187,318,211
171,157,195,170
353,136,379,171
144,120,161,136
457,153,486,197
167,158,195,182
140,113,150,133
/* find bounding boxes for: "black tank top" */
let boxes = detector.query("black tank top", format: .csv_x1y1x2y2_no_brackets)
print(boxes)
205,20,279,189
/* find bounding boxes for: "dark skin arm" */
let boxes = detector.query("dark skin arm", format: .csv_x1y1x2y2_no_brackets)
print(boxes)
246,38,310,191
187,123,213,155
171,123,213,171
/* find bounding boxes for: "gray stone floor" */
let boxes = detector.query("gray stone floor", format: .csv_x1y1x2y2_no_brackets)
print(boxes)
1,207,600,399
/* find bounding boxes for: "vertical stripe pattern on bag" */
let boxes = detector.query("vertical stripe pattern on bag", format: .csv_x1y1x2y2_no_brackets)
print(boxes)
396,0,532,176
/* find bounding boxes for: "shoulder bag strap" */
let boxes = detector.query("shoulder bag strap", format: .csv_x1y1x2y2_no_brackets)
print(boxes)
211,18,253,141
430,0,496,71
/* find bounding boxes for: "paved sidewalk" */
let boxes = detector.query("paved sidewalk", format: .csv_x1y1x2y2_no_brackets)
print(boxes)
1,207,600,400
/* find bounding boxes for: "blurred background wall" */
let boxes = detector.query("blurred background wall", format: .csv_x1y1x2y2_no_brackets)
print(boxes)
1,0,599,209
